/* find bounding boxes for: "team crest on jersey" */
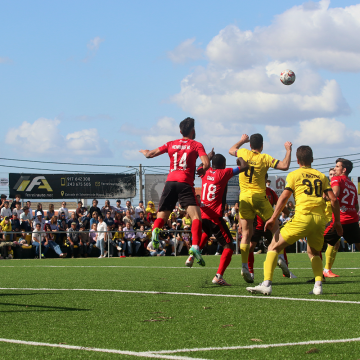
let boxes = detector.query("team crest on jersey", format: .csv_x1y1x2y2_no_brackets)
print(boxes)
207,176,215,181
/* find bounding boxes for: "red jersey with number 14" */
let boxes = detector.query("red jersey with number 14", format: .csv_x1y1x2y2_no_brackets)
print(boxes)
331,175,359,224
255,187,278,230
200,167,235,220
158,139,207,186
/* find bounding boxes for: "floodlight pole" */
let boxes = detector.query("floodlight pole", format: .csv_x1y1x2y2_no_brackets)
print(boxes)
139,164,143,202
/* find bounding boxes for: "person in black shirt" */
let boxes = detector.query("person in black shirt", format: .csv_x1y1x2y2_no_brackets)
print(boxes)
87,199,101,225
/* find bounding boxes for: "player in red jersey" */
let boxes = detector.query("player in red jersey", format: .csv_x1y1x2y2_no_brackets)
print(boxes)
323,158,360,276
140,117,210,266
186,152,248,285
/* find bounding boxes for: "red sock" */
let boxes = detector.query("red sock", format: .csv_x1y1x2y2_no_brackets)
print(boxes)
199,232,208,250
152,218,164,231
248,251,254,273
283,249,288,266
319,251,323,261
217,248,233,276
191,219,202,246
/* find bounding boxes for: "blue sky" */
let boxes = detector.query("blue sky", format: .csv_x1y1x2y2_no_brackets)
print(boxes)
1,0,360,201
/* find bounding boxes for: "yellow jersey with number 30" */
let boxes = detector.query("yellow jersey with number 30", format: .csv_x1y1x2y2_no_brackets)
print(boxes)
285,167,331,216
236,148,279,194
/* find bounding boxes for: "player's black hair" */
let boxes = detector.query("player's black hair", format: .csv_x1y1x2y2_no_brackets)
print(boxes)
296,146,313,166
336,158,353,175
250,134,263,150
179,117,195,137
212,154,226,169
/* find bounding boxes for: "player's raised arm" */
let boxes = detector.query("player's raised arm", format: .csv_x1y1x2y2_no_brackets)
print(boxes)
139,148,162,159
197,154,210,177
325,189,343,237
197,148,214,176
228,134,249,157
274,141,292,171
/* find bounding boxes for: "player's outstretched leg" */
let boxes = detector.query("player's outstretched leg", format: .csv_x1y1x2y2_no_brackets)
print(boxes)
240,219,253,283
186,232,208,268
187,206,205,266
151,216,165,249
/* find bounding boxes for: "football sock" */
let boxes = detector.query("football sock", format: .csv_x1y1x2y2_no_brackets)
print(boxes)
331,242,339,268
191,219,202,246
199,232,208,250
264,250,278,282
248,251,254,273
311,255,323,282
152,218,164,230
217,248,233,276
324,245,333,270
283,249,288,266
240,244,250,265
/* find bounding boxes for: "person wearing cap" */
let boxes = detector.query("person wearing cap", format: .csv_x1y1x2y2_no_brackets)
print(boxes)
145,201,157,219
1,201,12,220
134,201,145,219
32,211,46,229
20,206,32,232
67,221,84,258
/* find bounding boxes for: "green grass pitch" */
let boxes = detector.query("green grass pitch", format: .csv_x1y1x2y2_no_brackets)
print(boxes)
0,252,360,359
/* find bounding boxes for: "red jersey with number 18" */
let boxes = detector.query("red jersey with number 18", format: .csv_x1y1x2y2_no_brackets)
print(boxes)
200,167,235,220
331,175,359,224
158,139,207,186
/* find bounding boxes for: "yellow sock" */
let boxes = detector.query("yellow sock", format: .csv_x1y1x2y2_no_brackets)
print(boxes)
264,251,278,281
311,256,323,282
324,245,333,270
330,248,338,268
240,244,250,264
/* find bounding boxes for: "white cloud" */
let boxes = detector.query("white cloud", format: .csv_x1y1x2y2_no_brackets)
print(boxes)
167,38,203,64
87,36,104,51
5,118,111,157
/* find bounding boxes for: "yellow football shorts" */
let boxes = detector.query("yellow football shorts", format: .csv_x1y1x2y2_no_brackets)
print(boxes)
281,213,325,251
239,192,274,221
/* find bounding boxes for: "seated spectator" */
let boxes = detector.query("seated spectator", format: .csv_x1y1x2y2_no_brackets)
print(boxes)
279,211,290,225
0,194,7,212
125,200,135,216
1,201,12,220
20,206,33,232
113,225,126,257
145,201,156,219
90,211,99,228
10,194,21,211
147,212,155,227
67,221,84,258
11,213,21,238
67,212,79,230
58,201,69,220
178,206,186,219
36,203,44,219
79,223,91,257
33,211,45,230
26,201,34,220
101,200,115,218
89,223,97,255
298,237,307,253
114,200,126,215
44,223,66,258
136,225,148,247
96,215,107,258
182,212,192,229
32,223,48,259
167,212,177,228
182,226,191,252
12,202,24,218
124,222,140,256
18,231,28,245
57,213,68,244
168,222,181,255
49,216,59,243
134,200,145,218
231,202,239,216
123,210,135,228
47,203,55,220
286,201,295,217
147,238,165,256
114,212,124,229
134,211,150,230
88,199,101,222
0,217,14,258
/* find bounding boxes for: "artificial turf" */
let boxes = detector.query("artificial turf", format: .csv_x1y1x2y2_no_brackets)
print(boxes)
0,252,360,359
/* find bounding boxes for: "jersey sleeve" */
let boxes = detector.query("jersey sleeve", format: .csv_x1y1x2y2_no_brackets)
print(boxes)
264,154,279,169
330,176,340,188
285,172,295,192
232,167,241,176
196,142,207,157
158,143,169,154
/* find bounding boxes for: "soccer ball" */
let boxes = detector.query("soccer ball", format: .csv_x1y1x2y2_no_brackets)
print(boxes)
280,69,296,85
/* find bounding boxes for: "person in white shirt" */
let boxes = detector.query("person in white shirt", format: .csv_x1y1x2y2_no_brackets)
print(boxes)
96,215,107,258
12,203,24,218
114,200,127,215
58,201,69,220
33,211,46,229
134,201,145,218
231,202,239,217
20,206,32,231
32,223,47,258
1,201,12,219
125,200,135,216
147,239,165,256
26,201,34,220
123,210,135,228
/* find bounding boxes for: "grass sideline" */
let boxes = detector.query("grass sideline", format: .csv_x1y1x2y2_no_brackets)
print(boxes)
0,253,360,359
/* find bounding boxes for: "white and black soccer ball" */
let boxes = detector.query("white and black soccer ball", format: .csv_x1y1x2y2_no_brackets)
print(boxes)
280,69,296,85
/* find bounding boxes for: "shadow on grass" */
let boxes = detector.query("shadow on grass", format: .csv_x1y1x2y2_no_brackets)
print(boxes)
0,302,90,313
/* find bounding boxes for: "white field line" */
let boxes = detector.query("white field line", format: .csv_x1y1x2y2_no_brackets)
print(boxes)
0,287,359,305
0,338,208,360
149,337,360,354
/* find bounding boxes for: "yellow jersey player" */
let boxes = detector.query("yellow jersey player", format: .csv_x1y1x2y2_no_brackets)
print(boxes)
246,146,342,296
229,133,292,283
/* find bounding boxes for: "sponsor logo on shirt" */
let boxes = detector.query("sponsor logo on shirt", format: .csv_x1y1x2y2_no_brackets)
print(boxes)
207,176,215,181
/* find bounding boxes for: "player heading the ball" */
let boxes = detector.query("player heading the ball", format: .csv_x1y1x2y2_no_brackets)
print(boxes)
140,117,210,266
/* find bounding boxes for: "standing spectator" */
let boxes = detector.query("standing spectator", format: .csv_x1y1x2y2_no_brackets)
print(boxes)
67,212,79,230
124,222,140,256
101,200,115,218
58,201,69,220
104,211,116,253
113,225,126,257
114,200,126,215
96,215,107,258
11,214,21,239
36,203,44,218
0,194,7,212
44,223,66,258
114,212,124,229
10,194,21,211
32,223,48,259
231,202,239,217
12,203,24,218
134,201,145,218
90,211,99,228
88,199,101,221
89,223,98,256
33,211,45,229
78,223,90,257
123,210,135,228
136,225,148,249
47,204,55,220
147,238,165,256
1,201,12,220
182,212,192,229
67,222,84,258
125,200,135,216
145,201,156,219
26,201,34,220
20,206,32,232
